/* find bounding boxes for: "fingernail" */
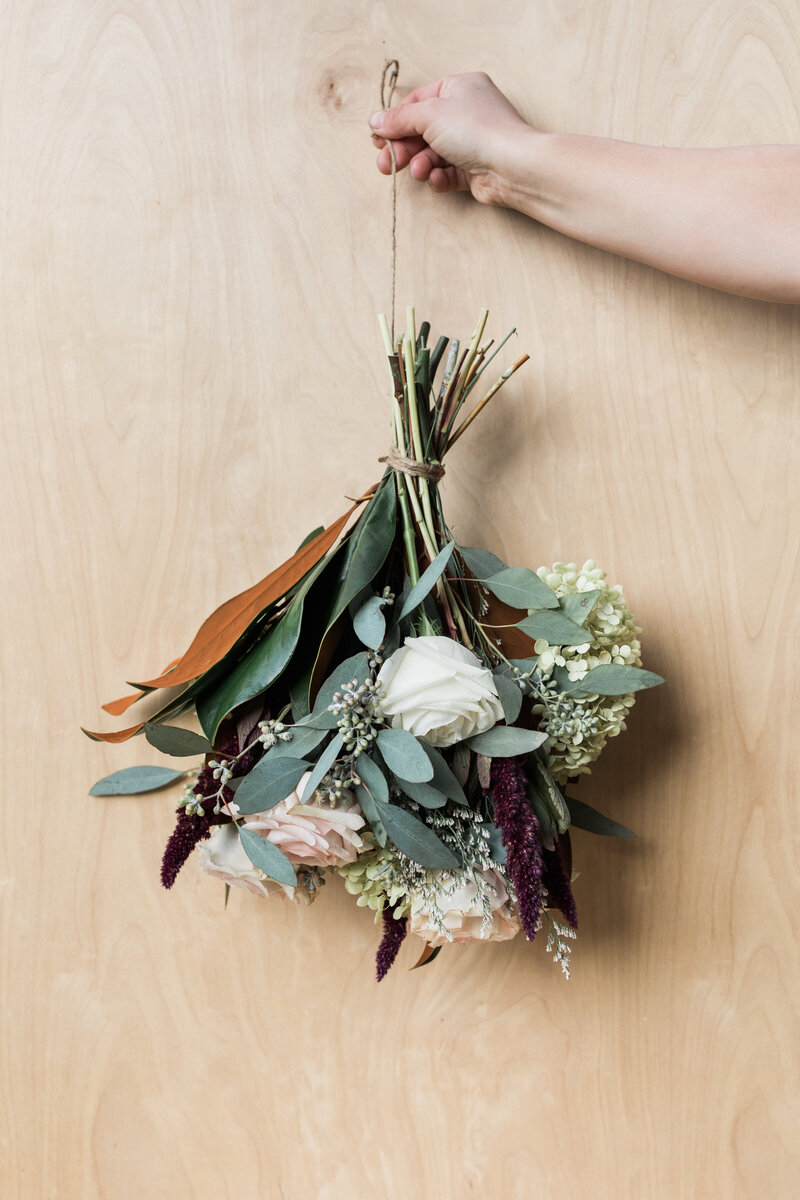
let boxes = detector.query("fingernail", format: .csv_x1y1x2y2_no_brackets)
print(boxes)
369,111,384,130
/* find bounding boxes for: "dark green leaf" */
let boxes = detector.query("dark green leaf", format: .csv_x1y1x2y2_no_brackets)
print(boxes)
558,590,601,626
565,795,635,838
317,480,396,643
353,594,388,650
492,673,523,725
484,567,559,610
144,723,213,757
518,610,592,647
299,732,343,801
532,760,570,834
411,944,442,971
466,726,548,757
486,823,507,865
296,526,325,552
458,545,507,580
380,804,459,869
234,757,309,815
238,827,297,885
376,729,434,782
398,541,456,620
89,765,185,796
421,745,467,804
354,753,390,805
224,883,230,910
571,664,666,697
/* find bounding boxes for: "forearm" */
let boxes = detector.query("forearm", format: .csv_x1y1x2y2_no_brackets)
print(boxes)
492,131,800,303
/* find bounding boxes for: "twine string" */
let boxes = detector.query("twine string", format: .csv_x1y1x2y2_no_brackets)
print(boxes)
379,446,445,482
379,59,399,345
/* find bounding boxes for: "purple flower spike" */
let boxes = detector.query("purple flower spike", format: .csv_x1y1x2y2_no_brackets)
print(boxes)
542,846,578,930
489,757,544,941
376,907,408,981
160,809,214,889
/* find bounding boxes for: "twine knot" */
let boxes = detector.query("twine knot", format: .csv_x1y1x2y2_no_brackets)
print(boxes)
379,446,445,482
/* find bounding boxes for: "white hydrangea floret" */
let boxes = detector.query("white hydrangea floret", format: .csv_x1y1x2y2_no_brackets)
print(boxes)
530,560,643,781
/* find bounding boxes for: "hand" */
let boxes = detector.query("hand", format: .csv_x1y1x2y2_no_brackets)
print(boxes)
369,72,531,204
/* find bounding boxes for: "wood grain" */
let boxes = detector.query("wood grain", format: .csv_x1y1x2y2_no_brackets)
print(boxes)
2,2,798,1197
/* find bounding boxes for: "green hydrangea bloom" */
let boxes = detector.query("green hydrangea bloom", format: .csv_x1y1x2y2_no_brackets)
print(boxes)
337,848,410,921
531,560,643,782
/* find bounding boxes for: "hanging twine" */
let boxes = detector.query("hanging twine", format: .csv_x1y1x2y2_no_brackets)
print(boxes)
379,59,399,345
379,446,445,482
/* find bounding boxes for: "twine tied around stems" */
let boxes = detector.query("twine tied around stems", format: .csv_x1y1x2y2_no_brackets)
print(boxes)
379,446,445,482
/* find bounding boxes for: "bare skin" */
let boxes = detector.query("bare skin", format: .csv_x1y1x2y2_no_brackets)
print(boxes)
370,72,800,304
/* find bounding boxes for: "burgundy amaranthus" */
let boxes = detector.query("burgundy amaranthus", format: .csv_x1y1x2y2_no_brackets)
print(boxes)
375,906,408,981
541,845,578,930
489,757,544,941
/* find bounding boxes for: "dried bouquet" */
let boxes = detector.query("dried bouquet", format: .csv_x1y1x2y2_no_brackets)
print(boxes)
86,308,662,980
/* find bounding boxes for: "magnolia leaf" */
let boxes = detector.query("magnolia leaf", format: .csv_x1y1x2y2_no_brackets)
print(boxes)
533,760,570,835
484,567,559,611
238,827,297,886
458,546,507,580
296,526,325,551
234,757,310,815
300,732,344,801
144,723,213,757
355,753,390,805
411,943,442,971
518,610,592,647
421,745,467,805
492,672,523,725
565,795,635,838
558,590,601,627
476,753,491,790
376,729,434,783
466,726,548,757
397,541,456,620
89,766,186,796
379,804,459,869
571,664,666,697
353,594,388,650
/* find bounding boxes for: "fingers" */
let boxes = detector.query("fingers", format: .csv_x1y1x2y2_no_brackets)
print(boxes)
428,165,470,194
369,96,434,141
373,136,428,174
408,146,450,182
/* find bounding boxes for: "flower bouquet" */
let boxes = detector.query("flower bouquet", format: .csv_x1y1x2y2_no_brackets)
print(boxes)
87,308,663,980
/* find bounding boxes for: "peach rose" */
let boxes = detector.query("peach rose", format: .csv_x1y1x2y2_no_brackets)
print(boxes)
198,822,308,902
409,866,520,947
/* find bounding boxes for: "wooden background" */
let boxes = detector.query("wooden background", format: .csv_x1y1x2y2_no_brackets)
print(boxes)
2,2,799,1196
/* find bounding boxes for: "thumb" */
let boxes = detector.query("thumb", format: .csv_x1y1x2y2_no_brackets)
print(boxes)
370,100,433,141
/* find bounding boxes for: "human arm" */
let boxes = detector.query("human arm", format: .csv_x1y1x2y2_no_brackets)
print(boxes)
370,73,800,304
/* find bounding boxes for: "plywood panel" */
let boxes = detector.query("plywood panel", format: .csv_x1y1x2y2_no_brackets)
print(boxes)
2,2,798,1197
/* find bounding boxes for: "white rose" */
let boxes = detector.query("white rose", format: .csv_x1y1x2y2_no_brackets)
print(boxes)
198,822,309,903
376,635,504,748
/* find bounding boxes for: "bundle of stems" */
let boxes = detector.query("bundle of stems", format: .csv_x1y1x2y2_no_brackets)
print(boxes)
378,306,529,650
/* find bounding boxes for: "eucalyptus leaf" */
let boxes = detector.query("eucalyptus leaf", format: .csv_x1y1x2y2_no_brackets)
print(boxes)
393,778,448,809
89,766,186,796
354,784,388,846
526,780,559,851
353,594,388,650
558,590,601,627
238,826,297,886
518,610,592,647
233,756,310,815
266,723,328,760
421,745,467,804
458,546,508,580
144,723,213,757
309,651,372,727
300,732,344,801
354,753,390,805
492,673,523,725
379,804,459,869
376,729,434,783
486,823,507,865
566,795,635,838
466,726,548,757
397,541,456,620
571,664,666,697
484,567,559,611
532,760,570,835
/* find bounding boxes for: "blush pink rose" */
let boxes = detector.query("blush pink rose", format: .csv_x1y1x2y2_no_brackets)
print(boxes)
242,771,367,868
409,867,520,948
